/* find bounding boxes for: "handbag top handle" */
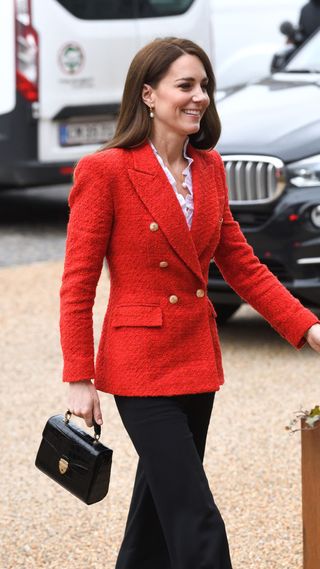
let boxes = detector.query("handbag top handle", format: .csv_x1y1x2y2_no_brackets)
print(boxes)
65,410,101,442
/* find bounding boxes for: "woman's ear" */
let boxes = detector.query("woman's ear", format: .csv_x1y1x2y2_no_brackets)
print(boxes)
142,84,154,107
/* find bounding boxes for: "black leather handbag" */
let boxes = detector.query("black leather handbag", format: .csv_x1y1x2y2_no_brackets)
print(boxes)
35,411,113,505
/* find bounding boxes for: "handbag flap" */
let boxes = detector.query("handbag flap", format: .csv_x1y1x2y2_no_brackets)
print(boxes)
41,415,111,471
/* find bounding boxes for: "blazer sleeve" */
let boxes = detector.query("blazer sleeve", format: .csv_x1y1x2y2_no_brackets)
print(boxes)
212,151,319,349
60,153,114,382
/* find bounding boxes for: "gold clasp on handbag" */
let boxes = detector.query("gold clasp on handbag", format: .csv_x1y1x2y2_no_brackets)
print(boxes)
59,457,69,474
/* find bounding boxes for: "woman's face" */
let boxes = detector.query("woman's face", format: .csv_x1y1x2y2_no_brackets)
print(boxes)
142,54,210,140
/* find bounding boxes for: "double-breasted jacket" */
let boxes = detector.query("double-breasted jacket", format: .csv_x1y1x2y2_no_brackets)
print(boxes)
60,141,318,396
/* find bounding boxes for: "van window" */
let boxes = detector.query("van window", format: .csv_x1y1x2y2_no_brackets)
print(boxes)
55,0,194,20
56,0,135,19
138,0,194,17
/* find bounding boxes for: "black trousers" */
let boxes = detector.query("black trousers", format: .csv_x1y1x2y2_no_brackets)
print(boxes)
114,392,233,569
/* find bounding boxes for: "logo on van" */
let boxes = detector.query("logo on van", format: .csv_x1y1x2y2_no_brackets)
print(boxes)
58,43,84,75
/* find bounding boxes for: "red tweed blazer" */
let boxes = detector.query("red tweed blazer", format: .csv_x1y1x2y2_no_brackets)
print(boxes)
60,141,318,396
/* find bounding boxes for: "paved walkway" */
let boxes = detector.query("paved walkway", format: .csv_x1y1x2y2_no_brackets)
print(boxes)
1,260,319,569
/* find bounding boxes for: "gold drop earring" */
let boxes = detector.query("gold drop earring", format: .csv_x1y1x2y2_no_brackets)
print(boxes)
149,105,155,119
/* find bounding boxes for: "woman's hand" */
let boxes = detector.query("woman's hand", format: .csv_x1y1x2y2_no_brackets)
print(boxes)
67,380,103,427
305,323,320,353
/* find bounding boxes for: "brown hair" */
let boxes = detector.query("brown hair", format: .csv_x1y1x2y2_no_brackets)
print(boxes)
101,37,221,151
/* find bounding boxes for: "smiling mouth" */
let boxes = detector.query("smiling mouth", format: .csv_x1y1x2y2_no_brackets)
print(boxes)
182,109,202,117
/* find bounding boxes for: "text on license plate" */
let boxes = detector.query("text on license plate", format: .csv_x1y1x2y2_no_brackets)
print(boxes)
59,120,116,147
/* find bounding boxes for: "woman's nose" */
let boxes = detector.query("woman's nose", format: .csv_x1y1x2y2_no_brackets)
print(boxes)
192,88,208,102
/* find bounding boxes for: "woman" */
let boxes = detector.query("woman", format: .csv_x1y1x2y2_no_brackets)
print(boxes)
60,38,320,569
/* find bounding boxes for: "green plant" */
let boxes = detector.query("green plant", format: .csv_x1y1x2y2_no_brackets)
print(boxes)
286,405,320,434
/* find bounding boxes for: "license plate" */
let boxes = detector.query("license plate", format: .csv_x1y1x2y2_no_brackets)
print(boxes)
59,119,116,147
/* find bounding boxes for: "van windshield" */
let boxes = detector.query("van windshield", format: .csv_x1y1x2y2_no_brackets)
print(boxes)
56,0,194,19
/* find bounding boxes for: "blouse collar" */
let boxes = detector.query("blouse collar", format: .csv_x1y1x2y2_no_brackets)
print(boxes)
148,137,193,173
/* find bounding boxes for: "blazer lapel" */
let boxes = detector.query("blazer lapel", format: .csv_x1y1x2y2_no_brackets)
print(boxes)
128,142,219,284
188,145,221,258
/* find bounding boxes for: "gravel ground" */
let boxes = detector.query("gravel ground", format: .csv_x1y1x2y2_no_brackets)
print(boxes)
1,259,319,569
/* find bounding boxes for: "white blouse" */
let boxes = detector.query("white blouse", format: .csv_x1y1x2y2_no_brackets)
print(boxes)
149,138,194,229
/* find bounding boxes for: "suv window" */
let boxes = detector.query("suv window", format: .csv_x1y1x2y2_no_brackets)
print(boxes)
56,0,194,20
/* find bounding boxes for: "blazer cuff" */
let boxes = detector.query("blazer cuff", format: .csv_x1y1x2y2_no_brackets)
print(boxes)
296,318,320,349
293,316,320,350
62,357,96,383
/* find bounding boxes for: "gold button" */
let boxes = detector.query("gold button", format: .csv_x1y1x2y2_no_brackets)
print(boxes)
209,257,214,264
196,289,205,298
149,222,159,231
159,261,168,268
169,295,178,304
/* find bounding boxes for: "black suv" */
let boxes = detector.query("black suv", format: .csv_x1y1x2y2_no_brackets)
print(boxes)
209,29,320,323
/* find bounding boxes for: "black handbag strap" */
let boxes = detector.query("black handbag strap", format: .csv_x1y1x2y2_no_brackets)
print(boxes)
65,410,101,440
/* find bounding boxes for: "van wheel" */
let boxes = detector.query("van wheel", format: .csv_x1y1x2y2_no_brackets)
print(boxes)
215,303,241,325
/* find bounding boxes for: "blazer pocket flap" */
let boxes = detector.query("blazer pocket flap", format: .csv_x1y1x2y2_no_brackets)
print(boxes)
111,305,163,327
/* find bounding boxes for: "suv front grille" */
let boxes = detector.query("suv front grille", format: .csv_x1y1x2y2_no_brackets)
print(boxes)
222,155,286,204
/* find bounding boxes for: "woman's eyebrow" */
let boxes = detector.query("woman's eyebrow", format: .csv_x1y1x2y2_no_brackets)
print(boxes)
175,76,208,82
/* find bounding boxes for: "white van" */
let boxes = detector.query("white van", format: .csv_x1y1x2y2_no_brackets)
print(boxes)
0,0,213,188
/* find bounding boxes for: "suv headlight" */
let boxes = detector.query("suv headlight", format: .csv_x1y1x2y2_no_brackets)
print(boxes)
287,155,320,187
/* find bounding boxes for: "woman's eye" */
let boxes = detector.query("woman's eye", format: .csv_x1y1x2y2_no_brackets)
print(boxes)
178,83,208,91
